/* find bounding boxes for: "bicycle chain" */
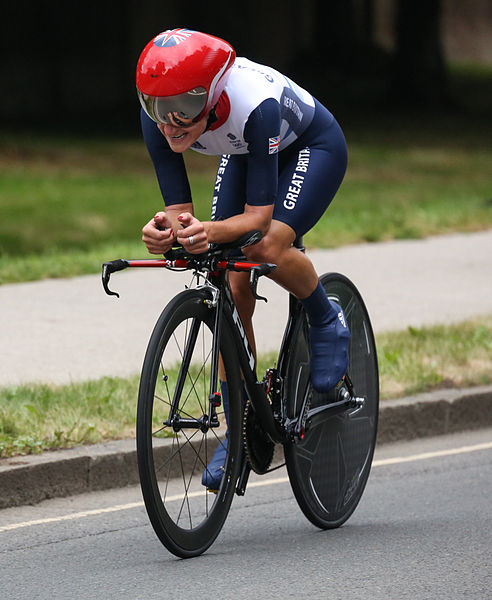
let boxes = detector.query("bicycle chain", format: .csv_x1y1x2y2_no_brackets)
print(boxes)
242,401,275,474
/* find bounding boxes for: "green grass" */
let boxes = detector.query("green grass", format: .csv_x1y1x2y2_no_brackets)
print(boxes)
307,142,492,246
1,104,492,283
0,376,140,457
0,136,216,283
1,317,491,457
377,315,492,398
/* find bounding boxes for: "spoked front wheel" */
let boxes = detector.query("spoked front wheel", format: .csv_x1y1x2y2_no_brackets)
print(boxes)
136,289,243,557
283,273,379,529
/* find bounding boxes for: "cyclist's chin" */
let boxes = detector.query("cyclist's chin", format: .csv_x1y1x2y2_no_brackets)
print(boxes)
162,123,206,153
165,133,196,153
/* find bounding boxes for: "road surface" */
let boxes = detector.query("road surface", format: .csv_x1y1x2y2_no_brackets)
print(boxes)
1,428,491,599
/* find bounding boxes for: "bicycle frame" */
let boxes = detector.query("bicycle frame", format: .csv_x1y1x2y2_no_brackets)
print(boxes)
102,251,284,446
216,274,284,444
102,249,364,447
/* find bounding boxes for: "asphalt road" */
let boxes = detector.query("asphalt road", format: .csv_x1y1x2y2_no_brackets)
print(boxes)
1,428,491,600
1,230,492,386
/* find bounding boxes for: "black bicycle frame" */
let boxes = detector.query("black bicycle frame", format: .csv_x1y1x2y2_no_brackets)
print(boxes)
207,269,285,444
101,238,362,448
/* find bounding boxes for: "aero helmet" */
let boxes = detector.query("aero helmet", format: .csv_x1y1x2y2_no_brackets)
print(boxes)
136,28,236,124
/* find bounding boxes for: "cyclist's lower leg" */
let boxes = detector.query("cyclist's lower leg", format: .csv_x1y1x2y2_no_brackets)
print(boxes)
243,220,350,392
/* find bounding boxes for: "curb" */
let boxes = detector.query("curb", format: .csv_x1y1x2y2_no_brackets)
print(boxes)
1,385,491,509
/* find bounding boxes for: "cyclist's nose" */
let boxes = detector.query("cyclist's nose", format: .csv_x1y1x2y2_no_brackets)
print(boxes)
158,123,180,136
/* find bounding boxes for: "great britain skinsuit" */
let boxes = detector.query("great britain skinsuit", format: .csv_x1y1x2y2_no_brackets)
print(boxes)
141,57,348,236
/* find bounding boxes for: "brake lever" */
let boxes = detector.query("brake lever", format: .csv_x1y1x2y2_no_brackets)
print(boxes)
248,263,277,302
101,259,130,298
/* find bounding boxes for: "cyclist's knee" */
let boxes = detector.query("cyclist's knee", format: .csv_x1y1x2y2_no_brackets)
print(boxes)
243,236,283,264
243,221,295,263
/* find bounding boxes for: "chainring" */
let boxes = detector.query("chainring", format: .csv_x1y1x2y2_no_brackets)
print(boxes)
243,401,275,474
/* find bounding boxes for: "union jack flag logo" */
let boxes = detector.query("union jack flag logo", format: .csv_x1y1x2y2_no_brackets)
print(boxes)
154,29,195,48
269,136,280,154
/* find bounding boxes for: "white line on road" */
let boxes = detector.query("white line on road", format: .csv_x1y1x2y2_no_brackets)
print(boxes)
1,441,491,534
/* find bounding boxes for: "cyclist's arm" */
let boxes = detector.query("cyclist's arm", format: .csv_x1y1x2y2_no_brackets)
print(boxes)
141,109,193,206
141,109,196,253
208,204,273,241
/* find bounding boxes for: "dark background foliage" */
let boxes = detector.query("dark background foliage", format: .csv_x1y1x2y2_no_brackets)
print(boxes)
2,0,491,134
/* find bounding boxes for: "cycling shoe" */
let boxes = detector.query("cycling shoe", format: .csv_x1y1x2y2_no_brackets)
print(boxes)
201,440,227,491
309,302,351,392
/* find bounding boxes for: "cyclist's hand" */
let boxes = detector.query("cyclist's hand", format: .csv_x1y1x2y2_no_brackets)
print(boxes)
176,212,209,254
142,212,175,255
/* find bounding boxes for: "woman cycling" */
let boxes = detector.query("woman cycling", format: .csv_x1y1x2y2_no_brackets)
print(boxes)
137,28,350,490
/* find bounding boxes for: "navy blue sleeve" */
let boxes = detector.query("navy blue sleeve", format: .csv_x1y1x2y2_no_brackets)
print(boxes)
243,98,280,206
140,109,192,206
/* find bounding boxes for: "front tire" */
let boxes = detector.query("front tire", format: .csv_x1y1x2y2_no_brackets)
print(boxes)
136,289,243,557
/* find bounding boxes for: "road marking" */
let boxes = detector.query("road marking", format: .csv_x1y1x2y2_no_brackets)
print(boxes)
1,441,491,534
372,441,492,466
0,503,144,533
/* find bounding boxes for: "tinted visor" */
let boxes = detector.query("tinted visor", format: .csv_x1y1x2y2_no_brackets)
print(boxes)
137,87,207,124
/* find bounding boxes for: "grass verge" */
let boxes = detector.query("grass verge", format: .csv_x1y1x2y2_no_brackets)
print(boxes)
1,316,491,458
1,107,492,284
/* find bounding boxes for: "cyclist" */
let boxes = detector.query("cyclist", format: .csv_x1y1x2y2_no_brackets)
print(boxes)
137,29,350,489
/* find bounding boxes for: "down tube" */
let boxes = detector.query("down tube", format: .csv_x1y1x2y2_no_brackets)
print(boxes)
222,302,282,443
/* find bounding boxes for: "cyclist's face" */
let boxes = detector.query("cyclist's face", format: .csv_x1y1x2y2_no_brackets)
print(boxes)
158,112,207,153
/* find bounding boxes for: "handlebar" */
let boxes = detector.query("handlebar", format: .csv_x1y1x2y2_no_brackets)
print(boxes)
101,231,277,301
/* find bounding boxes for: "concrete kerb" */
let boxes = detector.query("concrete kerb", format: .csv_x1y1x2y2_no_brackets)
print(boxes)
1,385,491,509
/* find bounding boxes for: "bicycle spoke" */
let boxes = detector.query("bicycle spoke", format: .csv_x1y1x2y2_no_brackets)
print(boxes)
175,434,193,528
153,428,201,476
169,320,213,417
181,347,213,415
161,434,176,504
176,432,209,526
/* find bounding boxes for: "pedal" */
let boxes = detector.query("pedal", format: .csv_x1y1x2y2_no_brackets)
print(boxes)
337,377,365,414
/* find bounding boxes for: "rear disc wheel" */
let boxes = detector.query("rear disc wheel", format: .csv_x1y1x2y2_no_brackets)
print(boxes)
283,273,379,529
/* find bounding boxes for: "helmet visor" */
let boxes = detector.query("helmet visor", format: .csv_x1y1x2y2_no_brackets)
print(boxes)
137,87,207,124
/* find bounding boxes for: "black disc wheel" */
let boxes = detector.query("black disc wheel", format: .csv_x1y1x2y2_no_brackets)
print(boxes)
136,289,243,558
283,273,379,529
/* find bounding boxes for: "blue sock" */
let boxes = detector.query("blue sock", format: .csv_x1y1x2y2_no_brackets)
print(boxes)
301,282,337,326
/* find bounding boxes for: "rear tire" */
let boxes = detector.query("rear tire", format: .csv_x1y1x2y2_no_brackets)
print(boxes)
283,273,379,529
136,289,243,557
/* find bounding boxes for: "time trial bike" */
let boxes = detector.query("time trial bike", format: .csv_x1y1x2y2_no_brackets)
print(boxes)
102,232,379,558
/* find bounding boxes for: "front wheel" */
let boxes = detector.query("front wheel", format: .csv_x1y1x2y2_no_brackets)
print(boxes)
283,273,379,529
136,289,243,558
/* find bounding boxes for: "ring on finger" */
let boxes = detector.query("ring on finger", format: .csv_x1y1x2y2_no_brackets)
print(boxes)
188,235,194,246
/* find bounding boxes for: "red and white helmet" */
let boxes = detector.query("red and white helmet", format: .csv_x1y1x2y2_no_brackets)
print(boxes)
136,29,235,124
